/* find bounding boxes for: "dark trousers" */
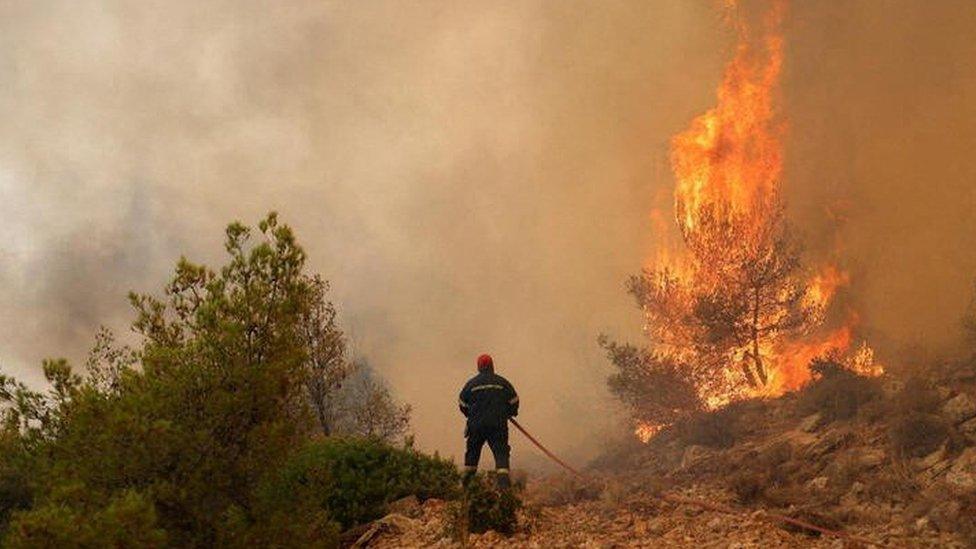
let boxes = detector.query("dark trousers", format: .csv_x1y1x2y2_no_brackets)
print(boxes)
464,424,510,470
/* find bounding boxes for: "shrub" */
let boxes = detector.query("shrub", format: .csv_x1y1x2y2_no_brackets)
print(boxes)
600,337,703,428
218,502,338,549
728,471,766,504
268,437,459,529
889,412,949,458
221,447,340,549
798,357,882,422
677,405,744,449
889,378,943,415
5,490,166,548
0,215,431,547
0,441,33,536
865,460,921,503
323,361,412,442
447,475,521,538
727,441,795,504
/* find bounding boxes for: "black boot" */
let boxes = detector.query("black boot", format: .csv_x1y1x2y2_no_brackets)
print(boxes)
496,469,511,489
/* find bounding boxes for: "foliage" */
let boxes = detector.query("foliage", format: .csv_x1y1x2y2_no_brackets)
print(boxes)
0,214,420,546
320,360,412,442
0,433,33,535
5,490,167,549
604,202,823,429
269,437,459,529
630,204,821,394
797,356,882,422
300,276,350,437
599,337,702,427
447,474,521,538
219,474,339,549
290,276,410,442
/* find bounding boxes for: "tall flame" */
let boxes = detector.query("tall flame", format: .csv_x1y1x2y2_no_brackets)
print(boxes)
642,0,880,425
671,0,785,233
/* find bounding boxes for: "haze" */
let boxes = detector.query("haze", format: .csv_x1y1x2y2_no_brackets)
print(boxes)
1,0,975,462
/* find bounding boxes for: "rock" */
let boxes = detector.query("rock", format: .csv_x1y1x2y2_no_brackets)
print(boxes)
927,500,962,531
706,517,724,531
680,445,712,470
916,445,947,471
806,428,852,458
808,476,829,491
854,447,886,469
960,416,976,438
941,393,976,424
915,516,930,532
920,459,954,483
387,495,421,517
945,447,976,492
799,413,823,433
781,429,818,448
351,513,418,548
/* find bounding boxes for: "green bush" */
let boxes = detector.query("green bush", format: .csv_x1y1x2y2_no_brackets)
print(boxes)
5,490,166,549
0,443,33,536
267,437,459,529
0,216,439,547
798,357,882,422
447,475,521,538
218,502,338,549
220,444,340,549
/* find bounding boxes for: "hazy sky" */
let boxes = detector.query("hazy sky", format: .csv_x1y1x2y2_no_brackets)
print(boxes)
2,0,975,461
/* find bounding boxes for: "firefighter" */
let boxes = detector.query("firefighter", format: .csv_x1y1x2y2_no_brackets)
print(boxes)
458,353,519,488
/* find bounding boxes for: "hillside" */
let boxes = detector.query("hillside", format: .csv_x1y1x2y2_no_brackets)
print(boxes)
351,365,976,547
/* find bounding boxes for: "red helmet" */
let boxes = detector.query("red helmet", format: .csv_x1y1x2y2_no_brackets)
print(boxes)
477,354,493,371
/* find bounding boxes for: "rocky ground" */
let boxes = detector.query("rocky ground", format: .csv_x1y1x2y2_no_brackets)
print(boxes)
348,368,976,547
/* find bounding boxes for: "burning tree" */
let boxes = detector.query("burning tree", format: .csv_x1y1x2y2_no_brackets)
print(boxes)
601,336,703,434
628,201,822,404
603,0,879,434
606,0,881,438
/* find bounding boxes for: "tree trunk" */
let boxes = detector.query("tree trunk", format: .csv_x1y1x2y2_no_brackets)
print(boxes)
740,361,760,389
752,337,767,387
751,286,768,387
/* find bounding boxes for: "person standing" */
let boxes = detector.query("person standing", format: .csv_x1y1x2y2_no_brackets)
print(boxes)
458,354,519,487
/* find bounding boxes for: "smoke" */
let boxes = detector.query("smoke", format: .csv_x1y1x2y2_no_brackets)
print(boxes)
785,0,976,356
1,0,974,460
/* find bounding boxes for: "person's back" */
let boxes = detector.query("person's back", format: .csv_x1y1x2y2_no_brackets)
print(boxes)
458,354,518,487
460,370,517,428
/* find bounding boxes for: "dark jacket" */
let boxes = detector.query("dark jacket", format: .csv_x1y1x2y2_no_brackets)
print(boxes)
458,369,519,429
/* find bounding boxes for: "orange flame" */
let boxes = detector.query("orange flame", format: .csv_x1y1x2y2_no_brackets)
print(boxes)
634,421,663,444
671,0,785,233
637,0,881,435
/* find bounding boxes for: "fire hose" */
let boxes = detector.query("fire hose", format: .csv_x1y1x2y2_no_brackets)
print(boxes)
509,418,583,477
508,418,878,546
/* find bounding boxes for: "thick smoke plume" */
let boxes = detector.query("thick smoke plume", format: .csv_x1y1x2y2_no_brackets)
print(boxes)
1,1,975,461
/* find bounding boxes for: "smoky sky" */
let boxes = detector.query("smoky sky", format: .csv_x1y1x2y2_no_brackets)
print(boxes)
2,0,975,461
